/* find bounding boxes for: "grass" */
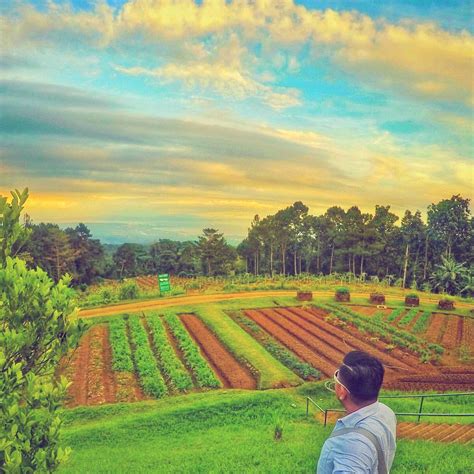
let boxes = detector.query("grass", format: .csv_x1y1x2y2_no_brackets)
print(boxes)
192,305,302,389
58,383,474,473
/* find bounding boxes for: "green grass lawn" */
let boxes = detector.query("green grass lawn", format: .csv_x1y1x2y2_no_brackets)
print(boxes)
59,383,473,473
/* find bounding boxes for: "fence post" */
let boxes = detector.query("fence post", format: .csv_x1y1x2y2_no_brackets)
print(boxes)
417,396,425,423
324,411,328,427
306,398,309,417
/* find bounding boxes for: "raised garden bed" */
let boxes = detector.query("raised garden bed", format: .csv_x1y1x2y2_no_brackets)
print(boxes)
370,293,385,305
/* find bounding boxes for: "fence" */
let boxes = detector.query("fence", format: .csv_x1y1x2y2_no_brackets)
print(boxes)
306,391,474,427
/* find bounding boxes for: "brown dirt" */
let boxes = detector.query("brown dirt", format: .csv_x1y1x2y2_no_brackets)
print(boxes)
245,309,336,376
99,325,117,404
66,332,91,407
425,313,447,343
461,318,474,358
441,316,461,350
261,308,345,368
180,314,256,389
309,307,422,369
284,307,412,373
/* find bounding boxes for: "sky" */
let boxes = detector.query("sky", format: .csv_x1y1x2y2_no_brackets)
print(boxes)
1,0,473,244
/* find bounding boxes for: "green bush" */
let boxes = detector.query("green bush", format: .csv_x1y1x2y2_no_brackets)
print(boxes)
335,286,350,294
119,282,140,300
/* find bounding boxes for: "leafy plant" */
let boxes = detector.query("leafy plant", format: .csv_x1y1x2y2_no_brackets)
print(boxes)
165,314,221,388
146,314,193,392
109,317,134,372
128,316,167,398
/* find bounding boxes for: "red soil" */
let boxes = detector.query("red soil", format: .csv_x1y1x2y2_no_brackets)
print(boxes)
441,316,462,350
397,422,473,444
180,314,256,389
424,313,447,343
67,331,90,407
245,309,336,376
283,307,412,373
461,318,474,358
260,308,344,370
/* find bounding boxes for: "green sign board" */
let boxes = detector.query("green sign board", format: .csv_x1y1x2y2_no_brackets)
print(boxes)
158,273,171,293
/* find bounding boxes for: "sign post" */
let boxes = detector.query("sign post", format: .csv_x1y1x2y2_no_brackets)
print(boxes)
158,273,171,294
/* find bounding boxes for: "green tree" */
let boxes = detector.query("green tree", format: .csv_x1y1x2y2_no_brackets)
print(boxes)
400,210,426,288
0,188,30,266
428,195,471,259
0,189,83,472
196,228,236,276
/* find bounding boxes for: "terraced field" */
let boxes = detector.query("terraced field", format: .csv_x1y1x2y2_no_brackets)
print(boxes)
61,302,474,407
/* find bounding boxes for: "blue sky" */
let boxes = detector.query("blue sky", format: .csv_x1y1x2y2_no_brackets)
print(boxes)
1,0,473,243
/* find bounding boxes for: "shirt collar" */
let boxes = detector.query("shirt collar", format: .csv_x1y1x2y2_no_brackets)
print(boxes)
336,401,379,428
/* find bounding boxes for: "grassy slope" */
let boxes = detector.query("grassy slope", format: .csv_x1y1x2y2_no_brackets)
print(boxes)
193,305,302,388
59,384,473,474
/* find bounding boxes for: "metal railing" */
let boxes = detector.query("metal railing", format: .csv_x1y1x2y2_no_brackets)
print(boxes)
306,391,474,426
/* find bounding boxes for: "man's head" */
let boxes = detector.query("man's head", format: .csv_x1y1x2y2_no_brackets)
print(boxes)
335,351,385,408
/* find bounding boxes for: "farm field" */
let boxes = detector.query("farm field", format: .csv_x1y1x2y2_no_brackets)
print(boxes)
61,297,474,407
58,385,474,473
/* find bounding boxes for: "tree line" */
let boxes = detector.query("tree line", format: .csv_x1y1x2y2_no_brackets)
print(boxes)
19,194,473,295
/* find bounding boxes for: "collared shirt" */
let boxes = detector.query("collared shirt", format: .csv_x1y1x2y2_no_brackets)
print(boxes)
317,401,397,474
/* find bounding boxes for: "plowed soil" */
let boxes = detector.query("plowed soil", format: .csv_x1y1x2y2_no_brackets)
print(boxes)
282,307,412,373
244,309,336,376
441,316,462,350
425,313,447,343
180,314,256,389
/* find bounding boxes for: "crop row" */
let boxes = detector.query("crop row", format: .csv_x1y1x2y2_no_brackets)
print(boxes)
386,308,404,323
398,308,419,327
165,314,221,389
320,303,444,362
109,317,134,372
412,311,432,334
146,314,193,392
231,312,319,380
128,316,168,398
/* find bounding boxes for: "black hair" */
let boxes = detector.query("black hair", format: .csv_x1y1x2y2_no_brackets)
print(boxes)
338,351,384,403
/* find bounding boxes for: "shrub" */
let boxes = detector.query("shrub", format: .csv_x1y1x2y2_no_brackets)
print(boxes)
119,281,140,300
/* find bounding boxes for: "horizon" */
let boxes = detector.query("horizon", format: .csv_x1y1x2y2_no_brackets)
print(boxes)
1,0,473,243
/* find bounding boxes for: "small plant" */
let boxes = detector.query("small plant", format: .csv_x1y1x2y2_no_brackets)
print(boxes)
274,422,283,441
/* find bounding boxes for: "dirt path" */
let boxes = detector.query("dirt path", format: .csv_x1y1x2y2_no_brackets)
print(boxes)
181,314,257,389
79,291,474,319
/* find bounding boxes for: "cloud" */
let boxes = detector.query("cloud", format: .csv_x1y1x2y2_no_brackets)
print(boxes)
3,1,472,106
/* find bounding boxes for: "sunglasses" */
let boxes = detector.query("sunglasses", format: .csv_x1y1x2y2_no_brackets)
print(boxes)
324,368,351,393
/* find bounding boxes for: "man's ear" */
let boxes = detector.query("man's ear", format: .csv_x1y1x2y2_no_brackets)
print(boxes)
336,384,349,401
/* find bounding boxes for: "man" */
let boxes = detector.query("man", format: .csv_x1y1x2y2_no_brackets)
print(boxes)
317,351,397,474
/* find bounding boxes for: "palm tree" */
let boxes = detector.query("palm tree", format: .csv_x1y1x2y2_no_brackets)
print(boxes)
430,257,467,295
